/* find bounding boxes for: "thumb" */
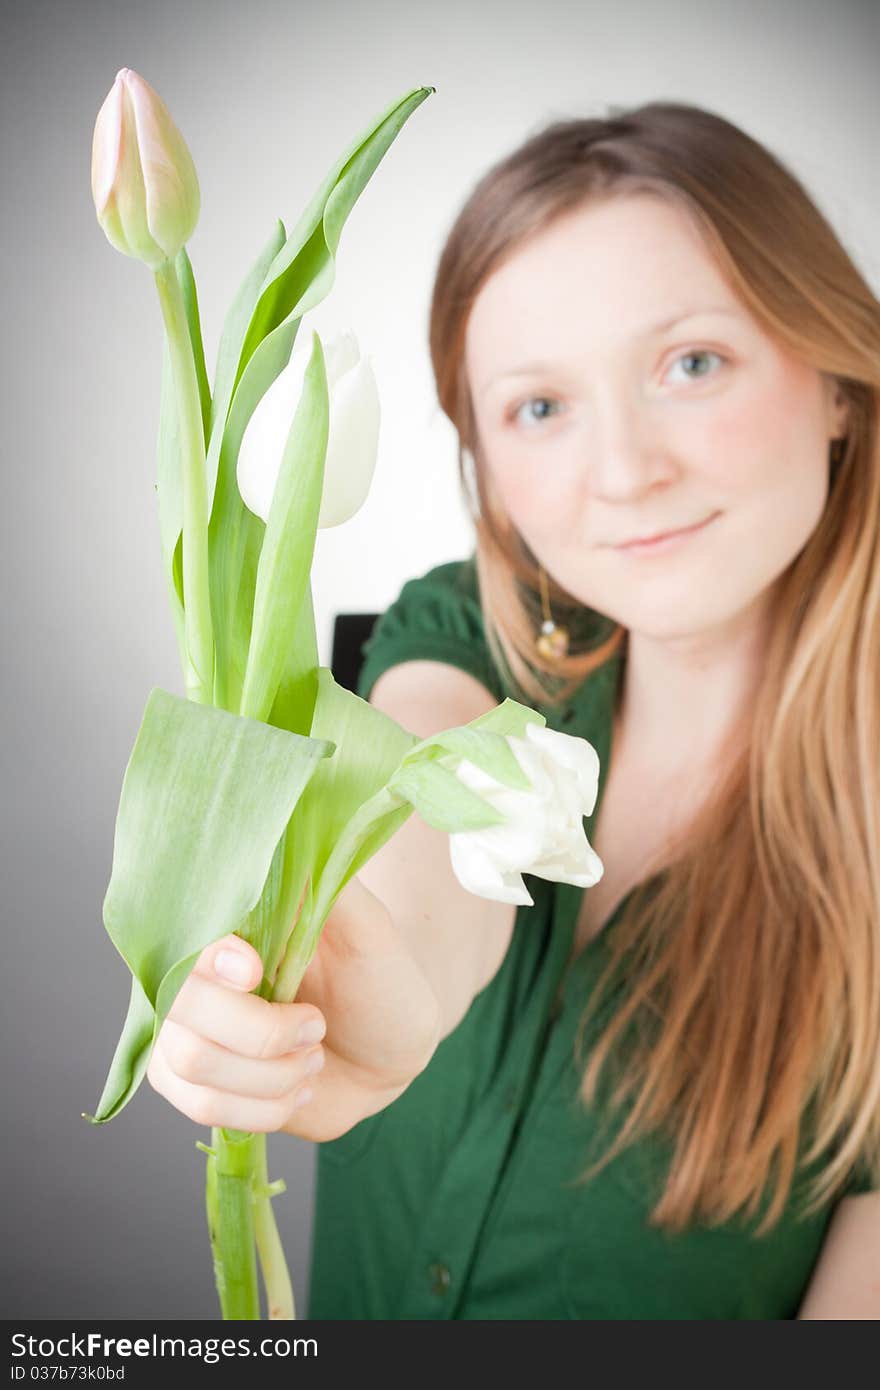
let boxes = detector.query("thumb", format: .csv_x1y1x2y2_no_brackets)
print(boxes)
193,934,263,990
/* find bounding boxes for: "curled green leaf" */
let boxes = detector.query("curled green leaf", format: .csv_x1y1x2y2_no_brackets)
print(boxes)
86,688,334,1123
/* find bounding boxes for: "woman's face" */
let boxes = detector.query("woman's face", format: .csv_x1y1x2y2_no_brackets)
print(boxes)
465,194,848,641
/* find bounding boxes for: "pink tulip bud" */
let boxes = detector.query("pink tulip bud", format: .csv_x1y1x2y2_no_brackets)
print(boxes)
91,68,200,269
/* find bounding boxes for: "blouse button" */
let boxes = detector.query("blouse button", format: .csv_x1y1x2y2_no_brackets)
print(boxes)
428,1261,451,1296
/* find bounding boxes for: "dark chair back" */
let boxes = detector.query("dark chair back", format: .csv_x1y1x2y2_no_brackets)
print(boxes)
330,613,380,694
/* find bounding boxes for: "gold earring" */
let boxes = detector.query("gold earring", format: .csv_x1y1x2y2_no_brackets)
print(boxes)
535,564,570,660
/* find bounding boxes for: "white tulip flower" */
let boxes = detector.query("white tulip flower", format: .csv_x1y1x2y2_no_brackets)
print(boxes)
236,330,380,528
448,723,604,906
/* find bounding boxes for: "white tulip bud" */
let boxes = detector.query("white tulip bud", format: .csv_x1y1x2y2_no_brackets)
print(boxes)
91,68,200,270
237,330,380,528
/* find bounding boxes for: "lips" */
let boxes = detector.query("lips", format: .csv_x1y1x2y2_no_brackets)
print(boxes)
614,513,717,548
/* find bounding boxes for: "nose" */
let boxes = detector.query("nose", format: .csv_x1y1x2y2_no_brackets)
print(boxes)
585,393,676,502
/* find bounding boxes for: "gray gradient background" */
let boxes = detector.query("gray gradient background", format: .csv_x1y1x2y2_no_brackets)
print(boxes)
2,0,878,1321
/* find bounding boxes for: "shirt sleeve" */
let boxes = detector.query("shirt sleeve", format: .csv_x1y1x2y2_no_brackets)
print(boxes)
355,555,508,706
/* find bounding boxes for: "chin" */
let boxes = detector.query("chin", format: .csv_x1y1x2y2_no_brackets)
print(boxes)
619,604,717,642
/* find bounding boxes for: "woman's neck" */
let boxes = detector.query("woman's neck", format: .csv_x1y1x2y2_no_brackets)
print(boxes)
613,598,768,785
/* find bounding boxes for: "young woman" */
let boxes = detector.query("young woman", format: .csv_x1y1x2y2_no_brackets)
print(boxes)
147,101,880,1318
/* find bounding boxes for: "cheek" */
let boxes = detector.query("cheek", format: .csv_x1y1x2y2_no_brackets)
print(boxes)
705,373,830,589
697,375,780,490
486,460,576,539
499,470,541,524
710,368,829,506
722,358,823,472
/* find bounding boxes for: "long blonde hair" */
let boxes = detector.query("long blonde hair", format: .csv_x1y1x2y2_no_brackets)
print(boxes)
428,101,880,1233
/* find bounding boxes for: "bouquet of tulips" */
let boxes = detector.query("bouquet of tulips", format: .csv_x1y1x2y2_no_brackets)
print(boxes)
84,68,605,1321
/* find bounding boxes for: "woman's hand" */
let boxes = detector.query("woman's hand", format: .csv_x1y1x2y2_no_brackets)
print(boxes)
147,875,443,1141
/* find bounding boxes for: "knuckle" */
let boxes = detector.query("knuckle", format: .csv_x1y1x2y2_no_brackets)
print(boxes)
281,1048,322,1098
276,1051,314,1100
187,1089,218,1128
255,1003,288,1060
166,1025,209,1082
266,1098,292,1132
262,1062,297,1102
165,979,197,1022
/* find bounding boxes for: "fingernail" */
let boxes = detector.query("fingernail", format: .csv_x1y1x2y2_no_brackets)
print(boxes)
214,949,252,985
297,1019,325,1046
293,1085,313,1109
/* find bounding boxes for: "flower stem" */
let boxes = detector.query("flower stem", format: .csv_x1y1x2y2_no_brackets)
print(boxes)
272,917,317,1003
253,1138,296,1319
202,1128,296,1320
153,259,214,705
204,1128,261,1318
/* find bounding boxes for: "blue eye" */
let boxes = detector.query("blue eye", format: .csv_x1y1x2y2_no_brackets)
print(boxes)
508,351,724,428
511,396,561,427
668,349,724,382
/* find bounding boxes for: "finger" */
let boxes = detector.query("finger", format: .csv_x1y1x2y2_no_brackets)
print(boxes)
147,1034,317,1133
159,1018,325,1099
192,935,263,991
165,971,326,1059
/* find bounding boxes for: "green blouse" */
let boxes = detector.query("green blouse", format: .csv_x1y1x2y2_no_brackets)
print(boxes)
306,556,873,1320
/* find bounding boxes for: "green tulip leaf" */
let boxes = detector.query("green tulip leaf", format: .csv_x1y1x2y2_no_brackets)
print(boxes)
204,86,434,722
296,691,542,950
400,698,546,781
266,578,320,739
388,762,508,835
209,220,288,480
402,728,533,789
283,681,541,962
206,315,305,716
270,666,418,993
86,687,334,1123
464,697,547,738
302,666,417,878
155,247,212,673
156,339,186,667
238,86,435,381
177,247,211,443
238,333,329,724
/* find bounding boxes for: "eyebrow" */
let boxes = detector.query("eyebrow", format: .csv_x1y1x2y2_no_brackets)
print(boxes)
479,306,742,396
